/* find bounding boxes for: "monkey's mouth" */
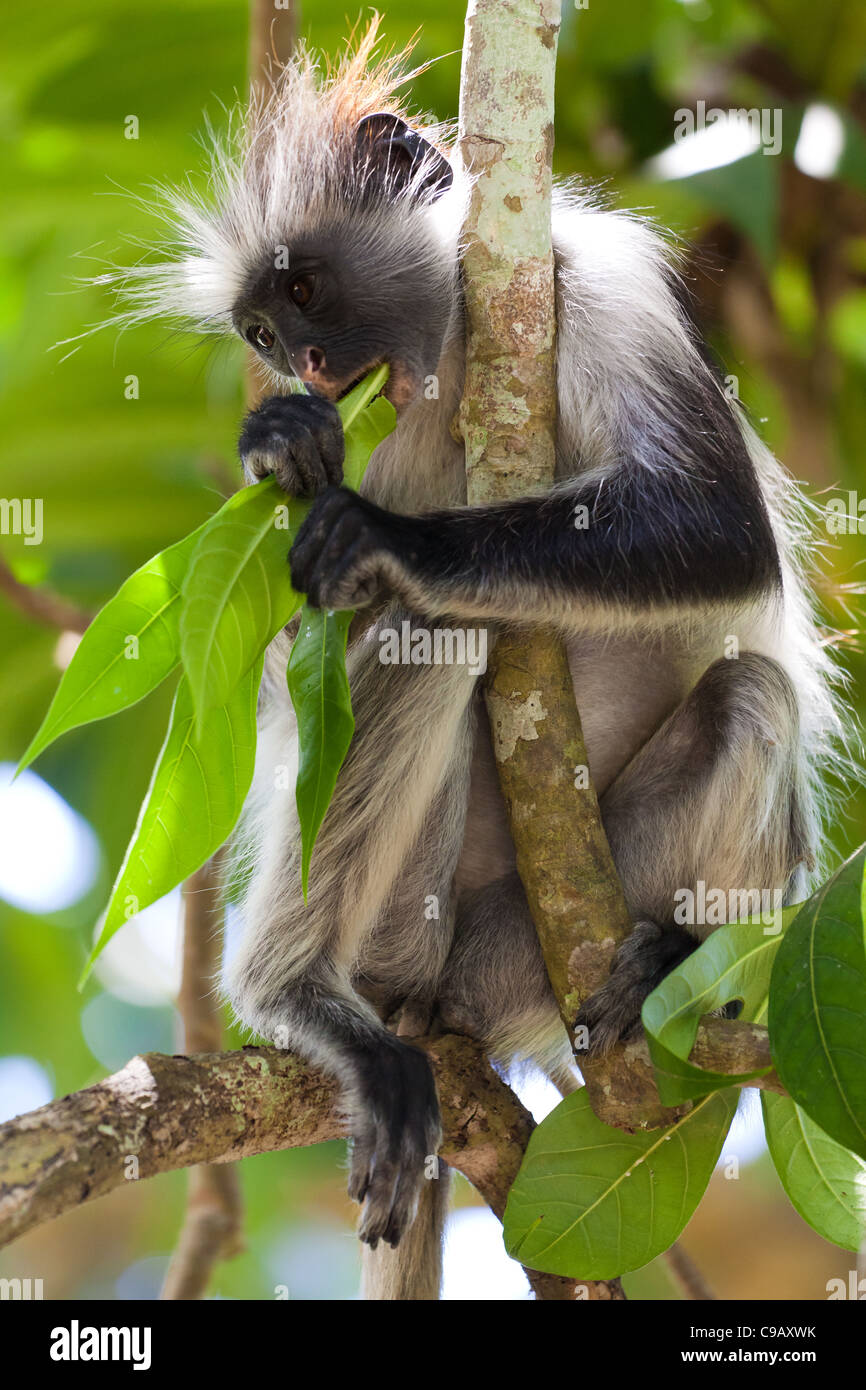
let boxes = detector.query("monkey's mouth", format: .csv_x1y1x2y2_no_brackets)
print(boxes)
319,360,416,412
335,361,386,402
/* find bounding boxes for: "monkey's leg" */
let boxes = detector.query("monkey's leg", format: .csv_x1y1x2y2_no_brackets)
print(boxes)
437,872,573,1082
576,651,812,1052
226,610,479,1246
439,652,811,1069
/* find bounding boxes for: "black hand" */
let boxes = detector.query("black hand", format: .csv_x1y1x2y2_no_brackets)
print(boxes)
290,486,425,610
239,393,344,497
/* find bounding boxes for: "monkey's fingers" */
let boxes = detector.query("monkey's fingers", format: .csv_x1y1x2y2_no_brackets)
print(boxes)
239,393,344,497
290,486,397,610
347,1129,376,1206
357,1151,403,1249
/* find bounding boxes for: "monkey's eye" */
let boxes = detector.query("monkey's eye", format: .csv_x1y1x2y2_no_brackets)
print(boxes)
288,274,316,308
249,324,276,353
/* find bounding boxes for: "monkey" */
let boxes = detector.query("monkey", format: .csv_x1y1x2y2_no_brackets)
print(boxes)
104,26,844,1299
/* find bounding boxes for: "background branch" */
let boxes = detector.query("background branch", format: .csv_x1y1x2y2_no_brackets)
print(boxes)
157,0,303,1306
160,854,244,1301
664,1241,717,1301
0,556,91,635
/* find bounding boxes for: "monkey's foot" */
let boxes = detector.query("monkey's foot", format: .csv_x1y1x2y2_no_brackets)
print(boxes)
346,1035,441,1248
573,919,698,1056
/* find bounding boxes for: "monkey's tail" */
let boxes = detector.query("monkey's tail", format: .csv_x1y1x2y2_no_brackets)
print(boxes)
360,1162,452,1300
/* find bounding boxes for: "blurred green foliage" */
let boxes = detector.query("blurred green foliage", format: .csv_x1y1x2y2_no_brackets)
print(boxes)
1,0,864,1299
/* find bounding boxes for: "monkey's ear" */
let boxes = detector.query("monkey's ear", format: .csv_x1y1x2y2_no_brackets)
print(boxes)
355,112,453,200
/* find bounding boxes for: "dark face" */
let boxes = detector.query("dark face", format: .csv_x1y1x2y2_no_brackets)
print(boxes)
231,227,452,409
231,115,454,410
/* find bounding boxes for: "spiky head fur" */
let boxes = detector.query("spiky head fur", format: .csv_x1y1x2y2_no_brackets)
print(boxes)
94,17,466,401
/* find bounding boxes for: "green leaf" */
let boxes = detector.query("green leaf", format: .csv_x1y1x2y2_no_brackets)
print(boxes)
180,480,305,728
179,365,393,728
769,846,866,1159
673,151,779,267
81,655,263,984
643,907,800,1105
17,523,207,773
287,605,354,898
342,392,398,490
762,1092,866,1253
503,1087,737,1279
284,374,396,886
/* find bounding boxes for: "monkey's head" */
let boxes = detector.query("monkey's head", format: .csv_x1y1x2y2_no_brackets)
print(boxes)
230,109,458,410
107,26,463,412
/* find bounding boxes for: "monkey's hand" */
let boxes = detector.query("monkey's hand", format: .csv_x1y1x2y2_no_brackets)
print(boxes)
238,394,344,497
290,486,422,611
348,1036,442,1248
573,920,698,1055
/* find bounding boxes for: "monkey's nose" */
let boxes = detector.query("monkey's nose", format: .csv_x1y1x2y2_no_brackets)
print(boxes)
295,346,326,381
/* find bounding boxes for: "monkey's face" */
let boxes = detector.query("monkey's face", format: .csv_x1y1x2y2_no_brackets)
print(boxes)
232,227,452,409
231,115,456,410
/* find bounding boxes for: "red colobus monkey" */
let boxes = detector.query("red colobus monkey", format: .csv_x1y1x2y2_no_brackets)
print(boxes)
107,27,841,1299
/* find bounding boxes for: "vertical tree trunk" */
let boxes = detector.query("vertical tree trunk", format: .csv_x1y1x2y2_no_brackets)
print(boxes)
458,0,632,1301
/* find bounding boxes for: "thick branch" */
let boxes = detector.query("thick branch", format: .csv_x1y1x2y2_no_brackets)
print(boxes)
455,0,618,1302
0,1037,535,1253
455,0,766,1163
0,1022,776,1294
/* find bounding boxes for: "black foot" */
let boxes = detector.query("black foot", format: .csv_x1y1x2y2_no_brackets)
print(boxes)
574,920,698,1055
346,1035,441,1249
238,393,344,497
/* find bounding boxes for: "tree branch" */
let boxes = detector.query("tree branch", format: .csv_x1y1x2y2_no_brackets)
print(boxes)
0,556,91,635
0,1037,531,1252
0,1021,777,1285
458,0,634,1047
664,1241,717,1301
455,0,772,1160
160,854,244,1301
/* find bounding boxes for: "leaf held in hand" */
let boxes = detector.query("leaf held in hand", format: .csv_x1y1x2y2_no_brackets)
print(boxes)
180,482,304,728
285,369,396,887
179,364,394,731
287,605,354,898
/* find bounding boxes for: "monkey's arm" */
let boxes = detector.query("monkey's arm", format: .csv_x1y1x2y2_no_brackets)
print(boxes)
289,457,781,627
